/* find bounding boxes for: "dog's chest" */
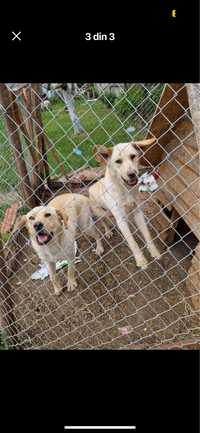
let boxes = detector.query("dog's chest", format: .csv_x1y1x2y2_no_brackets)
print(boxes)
41,243,66,262
105,184,136,209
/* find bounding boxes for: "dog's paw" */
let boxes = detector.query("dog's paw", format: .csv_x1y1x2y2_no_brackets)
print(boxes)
95,243,104,256
105,229,113,239
150,248,161,259
54,286,64,296
67,279,77,292
135,255,148,270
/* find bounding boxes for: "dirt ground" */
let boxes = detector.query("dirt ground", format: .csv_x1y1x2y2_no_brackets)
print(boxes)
8,212,200,350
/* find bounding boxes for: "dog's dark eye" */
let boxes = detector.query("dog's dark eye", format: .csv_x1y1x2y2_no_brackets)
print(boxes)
44,213,51,218
130,155,136,161
115,159,122,164
29,216,35,221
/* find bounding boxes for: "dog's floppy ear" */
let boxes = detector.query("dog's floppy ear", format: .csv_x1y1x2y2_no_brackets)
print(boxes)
93,145,113,165
56,209,68,228
133,137,157,147
12,215,27,232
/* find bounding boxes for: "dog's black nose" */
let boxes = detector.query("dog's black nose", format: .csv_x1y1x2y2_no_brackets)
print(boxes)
34,222,44,232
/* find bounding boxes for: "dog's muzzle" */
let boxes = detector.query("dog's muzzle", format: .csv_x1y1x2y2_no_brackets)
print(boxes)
34,224,53,245
122,174,138,187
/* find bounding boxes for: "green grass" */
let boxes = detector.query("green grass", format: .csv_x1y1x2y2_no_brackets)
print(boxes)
0,98,145,196
0,124,19,192
0,203,11,220
42,99,144,177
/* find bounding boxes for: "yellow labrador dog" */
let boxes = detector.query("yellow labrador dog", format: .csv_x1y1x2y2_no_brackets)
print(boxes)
15,193,104,295
89,139,160,269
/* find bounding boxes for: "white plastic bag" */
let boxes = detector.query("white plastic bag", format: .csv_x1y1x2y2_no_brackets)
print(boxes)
31,242,80,281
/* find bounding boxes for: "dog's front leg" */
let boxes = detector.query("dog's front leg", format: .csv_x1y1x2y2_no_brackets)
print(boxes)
67,263,77,292
47,262,63,296
134,209,160,259
113,209,148,269
66,240,77,292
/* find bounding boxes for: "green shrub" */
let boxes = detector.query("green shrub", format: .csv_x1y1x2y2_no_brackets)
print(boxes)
150,85,164,103
115,85,146,117
114,84,164,122
142,83,164,103
142,84,164,120
100,93,117,108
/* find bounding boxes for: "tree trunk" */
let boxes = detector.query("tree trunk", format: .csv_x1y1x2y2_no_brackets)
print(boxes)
32,83,50,182
0,234,19,347
61,89,84,134
17,88,42,192
0,84,36,208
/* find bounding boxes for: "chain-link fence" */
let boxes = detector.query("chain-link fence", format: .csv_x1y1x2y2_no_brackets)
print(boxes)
0,83,199,349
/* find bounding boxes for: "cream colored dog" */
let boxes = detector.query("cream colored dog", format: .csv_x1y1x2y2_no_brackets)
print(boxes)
89,138,160,269
15,193,104,295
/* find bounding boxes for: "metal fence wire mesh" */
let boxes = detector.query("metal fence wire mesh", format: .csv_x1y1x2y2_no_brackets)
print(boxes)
0,82,199,349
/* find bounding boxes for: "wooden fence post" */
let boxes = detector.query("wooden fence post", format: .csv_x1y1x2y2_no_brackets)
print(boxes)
0,233,19,347
186,84,200,310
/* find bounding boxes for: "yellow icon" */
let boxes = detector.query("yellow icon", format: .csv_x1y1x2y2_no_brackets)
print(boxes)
172,9,176,17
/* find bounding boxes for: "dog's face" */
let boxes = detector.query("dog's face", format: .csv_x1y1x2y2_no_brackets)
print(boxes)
110,142,141,187
94,138,156,188
15,206,68,246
